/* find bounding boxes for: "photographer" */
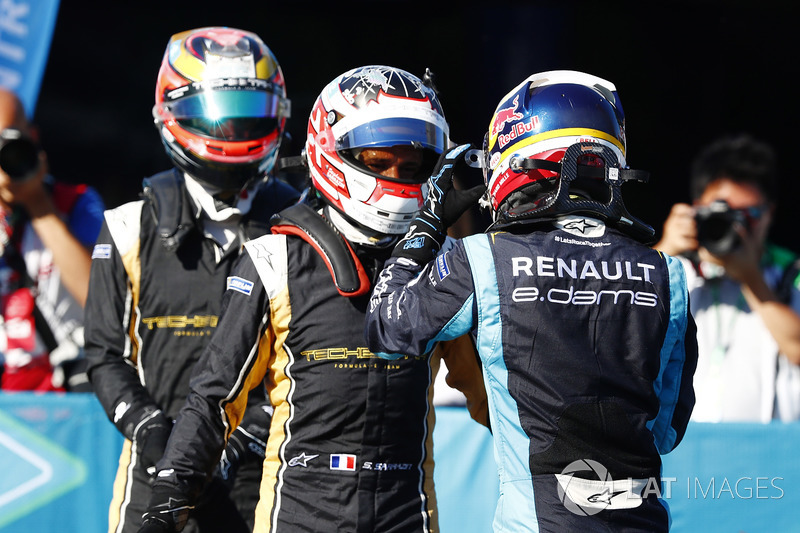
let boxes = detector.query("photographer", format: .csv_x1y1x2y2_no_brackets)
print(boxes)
0,88,104,391
655,134,800,422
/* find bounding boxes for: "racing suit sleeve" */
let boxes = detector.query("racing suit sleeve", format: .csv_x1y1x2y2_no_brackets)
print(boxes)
151,253,271,502
649,254,698,454
84,219,162,440
365,240,478,361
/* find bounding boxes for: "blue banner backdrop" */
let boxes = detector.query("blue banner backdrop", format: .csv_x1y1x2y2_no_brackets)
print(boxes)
0,0,61,117
0,393,121,532
1,394,799,532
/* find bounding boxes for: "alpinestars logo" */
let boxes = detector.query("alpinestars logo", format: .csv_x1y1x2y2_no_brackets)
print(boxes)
288,452,319,467
555,459,649,516
256,243,275,268
555,215,606,238
562,219,596,234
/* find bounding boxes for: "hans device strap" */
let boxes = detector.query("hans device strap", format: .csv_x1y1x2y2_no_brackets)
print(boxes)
270,203,370,297
142,169,192,252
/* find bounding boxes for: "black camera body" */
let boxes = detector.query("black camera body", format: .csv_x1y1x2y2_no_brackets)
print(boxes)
694,199,747,255
0,128,41,182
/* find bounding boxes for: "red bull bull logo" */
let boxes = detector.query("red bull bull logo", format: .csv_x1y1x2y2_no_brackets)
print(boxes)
490,95,523,137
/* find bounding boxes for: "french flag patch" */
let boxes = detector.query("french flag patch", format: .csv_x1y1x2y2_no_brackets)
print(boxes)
330,454,356,471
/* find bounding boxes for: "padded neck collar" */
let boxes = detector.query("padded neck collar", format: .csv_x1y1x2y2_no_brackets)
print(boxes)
270,203,371,297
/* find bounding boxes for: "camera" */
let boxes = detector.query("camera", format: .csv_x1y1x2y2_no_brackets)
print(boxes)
0,128,41,182
694,200,749,255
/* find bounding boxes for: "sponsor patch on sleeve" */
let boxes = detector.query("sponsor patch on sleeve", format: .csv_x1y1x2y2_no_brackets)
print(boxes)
435,252,451,281
91,243,112,259
226,276,254,296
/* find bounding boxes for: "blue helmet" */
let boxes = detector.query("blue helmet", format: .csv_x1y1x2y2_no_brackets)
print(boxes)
482,70,651,240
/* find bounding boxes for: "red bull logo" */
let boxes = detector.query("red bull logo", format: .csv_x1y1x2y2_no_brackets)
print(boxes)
498,115,541,148
490,95,523,137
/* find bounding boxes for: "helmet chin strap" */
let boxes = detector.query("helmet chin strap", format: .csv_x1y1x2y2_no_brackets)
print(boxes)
184,173,255,222
491,142,655,242
324,205,397,249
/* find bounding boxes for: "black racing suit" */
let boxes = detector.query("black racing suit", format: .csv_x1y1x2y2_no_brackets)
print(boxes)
365,216,698,533
84,170,299,533
149,203,487,533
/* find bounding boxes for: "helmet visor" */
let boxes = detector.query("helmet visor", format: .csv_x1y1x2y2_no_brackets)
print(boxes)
163,86,289,141
335,117,448,154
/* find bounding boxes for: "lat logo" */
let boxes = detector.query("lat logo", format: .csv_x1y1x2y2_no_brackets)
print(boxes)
555,459,646,516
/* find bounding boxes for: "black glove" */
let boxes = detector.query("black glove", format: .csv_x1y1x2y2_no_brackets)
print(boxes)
139,485,192,533
392,143,486,264
216,423,269,488
134,410,172,479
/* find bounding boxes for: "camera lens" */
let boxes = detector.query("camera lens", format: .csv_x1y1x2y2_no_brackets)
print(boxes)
0,137,39,181
0,136,40,181
697,215,741,255
698,214,731,241
695,200,743,255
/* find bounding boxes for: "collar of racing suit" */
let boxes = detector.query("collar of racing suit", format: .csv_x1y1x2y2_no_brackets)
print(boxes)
143,169,270,254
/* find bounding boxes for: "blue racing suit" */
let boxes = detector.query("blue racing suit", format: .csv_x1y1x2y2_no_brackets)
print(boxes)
365,215,697,532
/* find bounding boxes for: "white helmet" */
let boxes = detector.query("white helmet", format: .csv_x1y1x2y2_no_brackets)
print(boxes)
304,65,449,242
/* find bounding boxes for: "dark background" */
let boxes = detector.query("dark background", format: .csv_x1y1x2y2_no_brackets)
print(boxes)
33,1,797,248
